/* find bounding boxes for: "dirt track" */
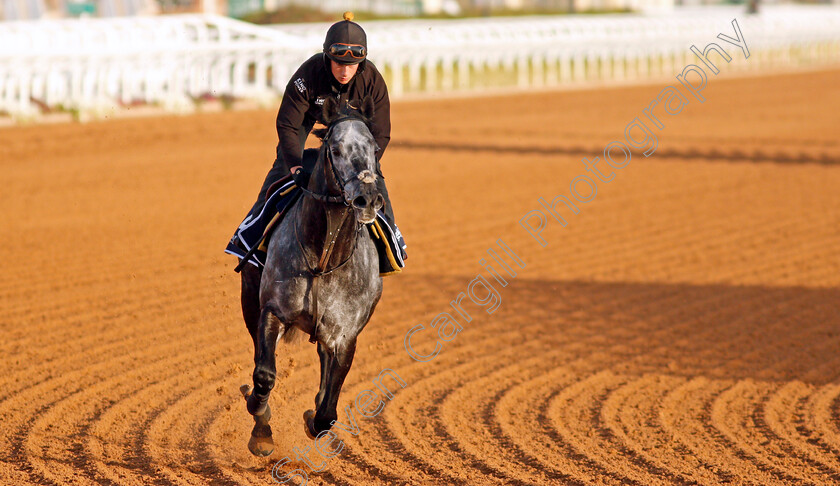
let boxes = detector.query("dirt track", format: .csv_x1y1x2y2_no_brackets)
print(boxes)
1,69,839,485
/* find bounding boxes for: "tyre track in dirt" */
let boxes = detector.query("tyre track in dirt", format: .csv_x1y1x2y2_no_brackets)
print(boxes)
804,385,840,468
660,378,780,484
555,285,796,484
377,343,540,485
396,140,840,166
329,279,688,485
441,352,585,485
600,374,716,484
0,281,228,403
650,293,840,484
0,287,230,438
547,371,665,485
710,381,823,484
301,277,632,484
18,320,236,484
2,69,840,485
434,282,727,486
753,384,840,482
13,280,832,484
764,382,840,479
320,318,551,484
740,345,840,482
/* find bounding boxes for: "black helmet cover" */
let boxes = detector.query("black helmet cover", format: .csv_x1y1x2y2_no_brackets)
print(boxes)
323,12,367,66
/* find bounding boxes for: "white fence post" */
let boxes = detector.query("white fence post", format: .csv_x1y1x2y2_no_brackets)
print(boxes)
1,7,840,121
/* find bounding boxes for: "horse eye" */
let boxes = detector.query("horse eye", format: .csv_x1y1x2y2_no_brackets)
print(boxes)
331,147,341,156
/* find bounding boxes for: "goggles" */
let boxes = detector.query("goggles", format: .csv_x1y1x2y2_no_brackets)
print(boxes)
328,43,367,60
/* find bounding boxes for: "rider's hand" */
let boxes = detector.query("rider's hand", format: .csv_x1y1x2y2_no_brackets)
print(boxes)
290,165,302,174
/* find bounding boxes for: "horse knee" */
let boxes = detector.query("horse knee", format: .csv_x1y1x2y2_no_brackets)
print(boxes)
253,367,276,395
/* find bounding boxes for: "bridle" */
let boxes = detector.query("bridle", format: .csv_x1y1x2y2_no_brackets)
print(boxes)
294,114,374,344
295,115,363,206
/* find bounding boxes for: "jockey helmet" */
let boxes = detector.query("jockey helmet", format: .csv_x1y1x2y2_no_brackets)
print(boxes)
323,12,367,66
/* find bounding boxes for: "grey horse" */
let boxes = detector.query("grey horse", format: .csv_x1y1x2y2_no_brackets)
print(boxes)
239,96,385,456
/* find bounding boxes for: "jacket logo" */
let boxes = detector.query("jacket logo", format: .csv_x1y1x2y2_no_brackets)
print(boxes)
294,78,306,93
315,97,325,105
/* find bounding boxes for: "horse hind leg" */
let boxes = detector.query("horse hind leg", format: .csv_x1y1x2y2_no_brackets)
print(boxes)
314,341,329,409
240,264,261,354
303,343,331,439
241,306,283,456
304,338,357,439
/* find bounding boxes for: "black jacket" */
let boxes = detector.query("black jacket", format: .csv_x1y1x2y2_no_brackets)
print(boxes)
275,53,391,173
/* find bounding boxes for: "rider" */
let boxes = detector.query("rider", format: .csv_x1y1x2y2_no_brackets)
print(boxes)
227,12,405,267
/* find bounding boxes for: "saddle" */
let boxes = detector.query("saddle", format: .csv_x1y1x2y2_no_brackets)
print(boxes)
225,173,405,276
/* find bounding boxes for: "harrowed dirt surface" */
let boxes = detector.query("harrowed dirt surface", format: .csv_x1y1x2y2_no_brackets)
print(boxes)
1,68,840,485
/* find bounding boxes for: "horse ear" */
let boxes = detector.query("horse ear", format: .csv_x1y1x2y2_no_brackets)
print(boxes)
312,127,328,140
360,95,375,121
322,96,339,124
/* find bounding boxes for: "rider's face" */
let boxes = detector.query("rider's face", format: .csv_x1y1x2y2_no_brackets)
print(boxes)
330,60,359,85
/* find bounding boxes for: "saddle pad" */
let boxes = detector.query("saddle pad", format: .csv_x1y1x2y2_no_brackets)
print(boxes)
225,176,300,268
226,183,405,276
369,216,405,275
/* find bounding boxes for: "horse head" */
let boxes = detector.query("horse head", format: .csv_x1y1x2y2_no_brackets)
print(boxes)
312,95,384,225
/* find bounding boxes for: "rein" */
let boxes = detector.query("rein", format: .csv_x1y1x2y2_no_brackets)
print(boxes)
296,148,347,205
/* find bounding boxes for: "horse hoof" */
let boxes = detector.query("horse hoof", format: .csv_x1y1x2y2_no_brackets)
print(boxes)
248,434,275,457
303,410,318,440
240,384,253,399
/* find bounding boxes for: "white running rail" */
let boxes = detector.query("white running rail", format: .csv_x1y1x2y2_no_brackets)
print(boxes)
0,14,312,118
1,6,839,120
284,6,840,96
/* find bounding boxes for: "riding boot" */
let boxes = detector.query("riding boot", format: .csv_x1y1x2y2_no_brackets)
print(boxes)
375,175,407,261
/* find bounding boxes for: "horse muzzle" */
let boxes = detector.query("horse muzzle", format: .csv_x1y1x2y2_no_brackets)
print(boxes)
348,174,383,224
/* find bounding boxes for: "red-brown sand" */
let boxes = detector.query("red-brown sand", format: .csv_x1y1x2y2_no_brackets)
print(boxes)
1,69,839,485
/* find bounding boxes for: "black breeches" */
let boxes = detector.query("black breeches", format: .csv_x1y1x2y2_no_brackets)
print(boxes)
250,160,288,213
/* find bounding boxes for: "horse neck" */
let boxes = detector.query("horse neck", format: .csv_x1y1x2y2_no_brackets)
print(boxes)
297,149,359,269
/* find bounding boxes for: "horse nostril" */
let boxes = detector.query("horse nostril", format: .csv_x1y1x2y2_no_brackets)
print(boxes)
352,196,368,209
375,194,384,209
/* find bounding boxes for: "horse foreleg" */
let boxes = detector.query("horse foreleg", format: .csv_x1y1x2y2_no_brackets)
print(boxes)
243,306,282,456
305,338,356,438
314,341,329,409
249,307,282,412
240,383,274,457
